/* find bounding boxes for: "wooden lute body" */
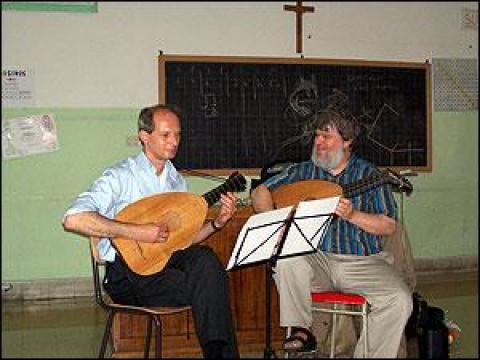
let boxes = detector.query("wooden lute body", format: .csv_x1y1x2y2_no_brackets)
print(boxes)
112,172,246,276
272,180,343,209
271,168,413,209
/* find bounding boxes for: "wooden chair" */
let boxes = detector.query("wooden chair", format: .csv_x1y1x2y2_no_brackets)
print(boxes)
89,237,191,358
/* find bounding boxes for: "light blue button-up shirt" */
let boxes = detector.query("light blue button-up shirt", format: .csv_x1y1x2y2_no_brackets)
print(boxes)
63,152,187,262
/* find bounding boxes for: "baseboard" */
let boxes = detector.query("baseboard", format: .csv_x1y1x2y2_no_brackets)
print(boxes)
2,276,94,301
414,255,478,282
2,255,477,301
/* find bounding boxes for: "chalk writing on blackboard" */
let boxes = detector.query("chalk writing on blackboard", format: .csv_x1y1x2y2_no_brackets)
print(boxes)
159,56,431,173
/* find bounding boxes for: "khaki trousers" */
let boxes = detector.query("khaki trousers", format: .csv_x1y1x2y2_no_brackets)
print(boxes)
273,251,412,358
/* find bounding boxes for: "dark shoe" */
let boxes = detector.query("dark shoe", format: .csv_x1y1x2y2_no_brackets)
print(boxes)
284,327,317,353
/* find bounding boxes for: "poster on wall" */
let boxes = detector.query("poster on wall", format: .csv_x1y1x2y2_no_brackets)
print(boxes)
2,114,59,160
2,67,35,107
432,58,478,111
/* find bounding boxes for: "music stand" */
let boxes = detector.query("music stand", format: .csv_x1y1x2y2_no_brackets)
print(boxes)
227,196,340,358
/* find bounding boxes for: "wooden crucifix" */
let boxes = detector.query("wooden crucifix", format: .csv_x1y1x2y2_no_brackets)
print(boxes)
283,1,315,53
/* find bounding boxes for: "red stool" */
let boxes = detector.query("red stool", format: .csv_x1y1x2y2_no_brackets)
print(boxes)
311,291,369,358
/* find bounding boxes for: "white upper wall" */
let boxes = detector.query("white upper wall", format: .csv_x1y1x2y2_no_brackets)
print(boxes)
2,1,478,107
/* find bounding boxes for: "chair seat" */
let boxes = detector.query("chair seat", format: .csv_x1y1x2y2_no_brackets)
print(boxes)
310,291,369,358
108,302,191,315
311,291,367,305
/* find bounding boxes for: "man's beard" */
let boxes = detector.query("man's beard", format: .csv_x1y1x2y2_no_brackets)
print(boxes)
311,146,344,171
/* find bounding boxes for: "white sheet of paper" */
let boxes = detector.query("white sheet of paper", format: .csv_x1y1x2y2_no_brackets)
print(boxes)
2,67,35,107
280,196,340,256
227,196,341,271
2,113,59,159
226,206,293,270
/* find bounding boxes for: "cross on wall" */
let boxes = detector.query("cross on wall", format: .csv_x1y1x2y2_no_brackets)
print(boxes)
283,1,315,54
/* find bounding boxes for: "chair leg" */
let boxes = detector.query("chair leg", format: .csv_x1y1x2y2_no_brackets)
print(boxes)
284,327,291,359
99,310,115,358
362,304,368,358
144,316,153,358
330,305,337,359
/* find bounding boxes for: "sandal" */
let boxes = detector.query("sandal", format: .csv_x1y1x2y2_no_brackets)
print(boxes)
284,327,317,352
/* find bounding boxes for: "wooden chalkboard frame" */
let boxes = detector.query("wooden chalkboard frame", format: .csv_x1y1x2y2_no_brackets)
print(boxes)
159,54,432,175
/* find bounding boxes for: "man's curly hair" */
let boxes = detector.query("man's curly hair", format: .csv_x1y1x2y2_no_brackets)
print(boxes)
303,89,361,149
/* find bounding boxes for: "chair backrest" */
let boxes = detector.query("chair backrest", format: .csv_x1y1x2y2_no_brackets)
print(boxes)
89,236,110,310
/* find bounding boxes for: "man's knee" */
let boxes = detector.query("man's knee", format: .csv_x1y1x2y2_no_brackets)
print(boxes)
191,245,226,275
275,256,310,277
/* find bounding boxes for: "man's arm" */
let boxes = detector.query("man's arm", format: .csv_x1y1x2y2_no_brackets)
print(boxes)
191,192,238,244
335,198,396,236
63,212,169,243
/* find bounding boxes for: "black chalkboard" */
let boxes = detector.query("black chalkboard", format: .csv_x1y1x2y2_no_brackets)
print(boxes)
159,55,431,173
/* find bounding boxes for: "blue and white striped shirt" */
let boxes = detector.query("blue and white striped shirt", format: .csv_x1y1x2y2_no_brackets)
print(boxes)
263,154,397,256
63,152,187,262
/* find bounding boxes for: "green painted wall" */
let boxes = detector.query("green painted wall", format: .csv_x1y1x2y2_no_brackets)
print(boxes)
402,111,478,257
1,108,478,281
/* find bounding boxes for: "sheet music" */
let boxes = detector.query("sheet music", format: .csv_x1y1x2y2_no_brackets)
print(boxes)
226,206,293,270
227,196,340,271
280,196,340,256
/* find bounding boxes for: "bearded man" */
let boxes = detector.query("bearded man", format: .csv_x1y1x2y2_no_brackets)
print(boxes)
251,108,412,358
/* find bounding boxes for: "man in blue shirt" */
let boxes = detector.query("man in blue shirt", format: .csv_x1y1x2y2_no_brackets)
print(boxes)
63,104,238,358
251,107,412,358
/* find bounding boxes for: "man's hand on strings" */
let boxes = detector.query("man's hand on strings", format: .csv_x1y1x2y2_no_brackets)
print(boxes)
213,192,238,228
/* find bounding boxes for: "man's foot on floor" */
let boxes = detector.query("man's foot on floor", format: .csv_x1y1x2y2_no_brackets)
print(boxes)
284,327,317,353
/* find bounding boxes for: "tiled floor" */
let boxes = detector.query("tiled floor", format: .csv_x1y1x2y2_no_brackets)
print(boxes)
2,271,477,358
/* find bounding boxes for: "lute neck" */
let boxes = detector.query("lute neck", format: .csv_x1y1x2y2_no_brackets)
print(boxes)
342,173,386,198
202,180,237,207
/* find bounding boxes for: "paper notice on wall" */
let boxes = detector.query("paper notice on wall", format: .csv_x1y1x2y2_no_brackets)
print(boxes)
2,114,59,160
2,67,35,107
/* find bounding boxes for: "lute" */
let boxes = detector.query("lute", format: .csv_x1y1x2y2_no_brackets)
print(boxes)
112,172,247,275
272,168,413,209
